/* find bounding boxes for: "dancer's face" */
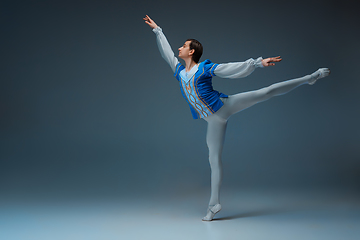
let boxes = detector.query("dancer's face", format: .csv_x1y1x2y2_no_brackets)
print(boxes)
178,41,194,60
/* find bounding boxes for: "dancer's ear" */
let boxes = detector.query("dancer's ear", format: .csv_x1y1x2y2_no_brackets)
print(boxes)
189,49,195,56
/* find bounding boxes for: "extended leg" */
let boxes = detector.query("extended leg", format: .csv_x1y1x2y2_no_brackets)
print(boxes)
216,71,327,120
202,113,228,221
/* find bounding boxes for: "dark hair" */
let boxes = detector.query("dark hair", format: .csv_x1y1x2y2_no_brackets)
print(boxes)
186,39,203,63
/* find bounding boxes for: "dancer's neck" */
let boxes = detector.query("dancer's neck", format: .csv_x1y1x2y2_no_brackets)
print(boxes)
184,58,198,72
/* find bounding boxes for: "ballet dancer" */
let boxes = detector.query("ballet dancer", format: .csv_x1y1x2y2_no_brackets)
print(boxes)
143,15,330,221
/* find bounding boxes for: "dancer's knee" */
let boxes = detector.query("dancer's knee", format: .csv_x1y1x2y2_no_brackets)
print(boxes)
255,85,274,102
206,138,225,154
208,155,222,169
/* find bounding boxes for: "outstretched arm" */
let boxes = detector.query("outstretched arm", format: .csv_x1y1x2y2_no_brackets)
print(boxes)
214,56,282,79
143,15,179,73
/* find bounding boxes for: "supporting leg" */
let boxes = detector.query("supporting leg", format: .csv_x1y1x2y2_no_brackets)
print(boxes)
202,113,228,221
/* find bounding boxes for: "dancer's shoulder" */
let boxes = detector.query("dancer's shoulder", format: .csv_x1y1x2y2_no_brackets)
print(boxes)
200,59,218,76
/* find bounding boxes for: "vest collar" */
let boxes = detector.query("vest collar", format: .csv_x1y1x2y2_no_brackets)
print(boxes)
180,64,199,83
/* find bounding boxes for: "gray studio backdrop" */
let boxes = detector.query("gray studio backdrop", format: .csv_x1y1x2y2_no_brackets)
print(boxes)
1,0,359,200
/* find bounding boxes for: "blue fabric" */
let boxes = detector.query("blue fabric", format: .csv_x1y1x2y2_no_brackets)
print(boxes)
174,59,228,119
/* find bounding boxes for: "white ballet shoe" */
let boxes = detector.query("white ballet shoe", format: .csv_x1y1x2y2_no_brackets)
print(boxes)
309,68,331,85
202,204,222,221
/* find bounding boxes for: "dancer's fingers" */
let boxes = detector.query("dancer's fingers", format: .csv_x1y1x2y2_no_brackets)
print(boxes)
144,15,153,25
271,57,282,62
144,15,151,22
146,15,153,22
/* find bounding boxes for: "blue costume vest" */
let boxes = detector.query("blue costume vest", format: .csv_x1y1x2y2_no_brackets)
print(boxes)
174,60,228,119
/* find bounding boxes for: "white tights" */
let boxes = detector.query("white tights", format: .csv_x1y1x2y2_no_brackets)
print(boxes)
203,74,315,206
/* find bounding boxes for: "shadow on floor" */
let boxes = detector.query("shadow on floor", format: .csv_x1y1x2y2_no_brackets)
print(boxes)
213,207,293,221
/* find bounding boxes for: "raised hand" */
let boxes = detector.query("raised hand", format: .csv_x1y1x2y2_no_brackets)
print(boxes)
143,15,158,29
261,56,282,67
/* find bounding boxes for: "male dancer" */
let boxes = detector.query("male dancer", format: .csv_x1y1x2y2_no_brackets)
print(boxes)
143,15,330,221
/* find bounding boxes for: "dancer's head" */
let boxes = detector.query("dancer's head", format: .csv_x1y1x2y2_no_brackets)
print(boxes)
178,39,203,63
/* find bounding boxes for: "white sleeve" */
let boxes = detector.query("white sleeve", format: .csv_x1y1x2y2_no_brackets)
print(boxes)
152,27,179,73
214,57,264,79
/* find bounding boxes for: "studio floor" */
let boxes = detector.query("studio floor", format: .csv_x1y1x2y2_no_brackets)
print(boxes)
1,188,359,240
